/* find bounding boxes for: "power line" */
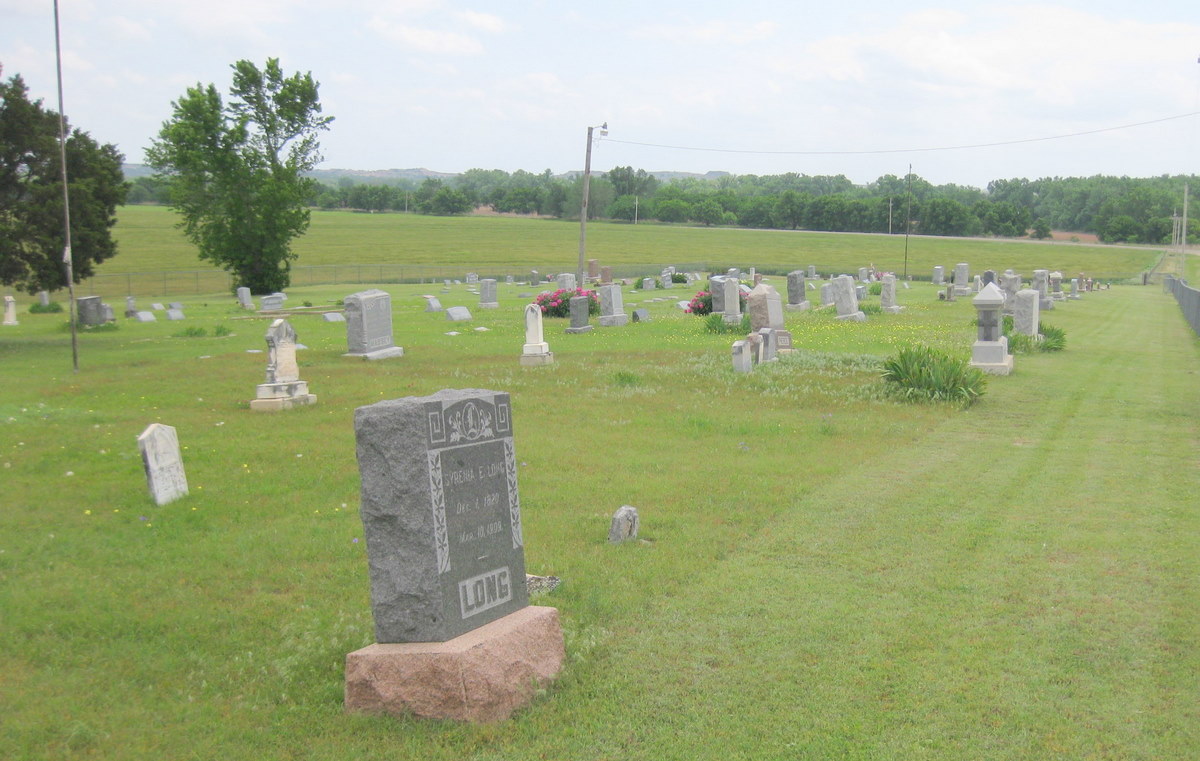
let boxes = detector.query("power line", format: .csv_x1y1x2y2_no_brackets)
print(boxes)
604,110,1200,157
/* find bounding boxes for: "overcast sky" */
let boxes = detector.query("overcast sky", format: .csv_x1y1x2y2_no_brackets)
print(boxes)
4,0,1200,188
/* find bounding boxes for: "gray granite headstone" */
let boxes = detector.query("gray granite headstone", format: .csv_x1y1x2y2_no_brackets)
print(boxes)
354,389,528,643
424,295,444,312
608,506,639,543
556,273,577,292
631,308,650,323
465,272,480,284
167,302,182,310
259,294,284,311
1013,289,1040,337
565,295,593,334
709,276,726,313
598,284,628,327
166,309,185,320
807,265,817,278
833,275,866,321
982,270,996,287
479,279,498,308
932,266,945,285
345,289,404,360
529,270,539,286
446,306,472,322
237,286,254,309
125,296,137,318
151,303,165,311
721,278,741,325
137,423,189,506
77,296,104,325
323,312,346,322
641,278,655,291
588,259,600,279
3,296,17,326
134,311,156,322
820,283,833,306
881,273,904,314
731,340,751,372
38,290,50,307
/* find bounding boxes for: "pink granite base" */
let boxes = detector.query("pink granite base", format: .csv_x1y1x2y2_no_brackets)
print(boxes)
344,605,564,723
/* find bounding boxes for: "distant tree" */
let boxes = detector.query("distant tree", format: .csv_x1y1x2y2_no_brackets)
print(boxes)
126,176,172,204
692,199,724,226
774,190,805,230
606,194,639,221
605,166,658,198
653,198,692,223
147,58,332,293
425,187,472,215
1100,214,1141,243
0,69,128,294
736,196,776,228
1031,218,1051,239
920,198,976,237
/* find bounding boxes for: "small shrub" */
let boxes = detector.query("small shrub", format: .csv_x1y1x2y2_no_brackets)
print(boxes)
686,289,746,316
1039,323,1066,352
174,326,208,338
671,272,688,284
860,303,882,315
704,313,751,334
881,345,986,406
302,300,313,307
868,282,882,296
213,324,233,337
611,371,641,387
1007,332,1036,354
29,301,64,314
532,288,599,318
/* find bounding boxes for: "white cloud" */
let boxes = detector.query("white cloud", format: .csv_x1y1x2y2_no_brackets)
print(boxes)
367,18,483,54
630,19,778,45
455,10,510,34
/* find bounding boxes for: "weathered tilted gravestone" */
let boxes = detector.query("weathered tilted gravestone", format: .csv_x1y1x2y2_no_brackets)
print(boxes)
346,389,564,722
237,287,254,310
832,275,866,322
134,311,156,322
137,423,189,505
631,308,650,323
608,506,639,542
249,319,317,412
969,283,1013,375
598,284,627,327
423,295,443,312
76,296,105,326
731,339,752,372
323,312,345,322
344,289,404,360
166,309,185,321
747,283,792,351
587,259,600,279
446,306,472,322
520,303,554,366
880,273,904,314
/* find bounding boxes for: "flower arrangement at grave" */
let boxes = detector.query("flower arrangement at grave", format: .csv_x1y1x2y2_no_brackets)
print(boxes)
532,288,599,318
684,290,746,316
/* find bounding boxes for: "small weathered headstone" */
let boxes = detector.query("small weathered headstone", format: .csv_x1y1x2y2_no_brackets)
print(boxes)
709,275,726,313
631,308,650,323
565,295,592,334
881,273,904,314
721,278,742,325
77,296,105,325
479,279,499,309
1032,270,1053,311
167,302,182,310
786,271,810,312
259,294,284,311
137,423,189,505
465,272,480,284
323,312,345,322
237,287,254,310
756,327,778,361
151,303,165,311
529,270,539,286
424,295,443,312
38,290,50,307
101,303,115,323
731,340,752,373
858,267,869,282
641,278,655,291
446,306,472,322
820,283,833,306
134,311,156,322
953,263,971,295
1013,289,1040,337
807,265,817,278
124,296,137,318
555,273,576,292
587,259,600,280
600,266,613,284
167,309,185,320
608,506,639,542
2,296,17,326
932,265,945,285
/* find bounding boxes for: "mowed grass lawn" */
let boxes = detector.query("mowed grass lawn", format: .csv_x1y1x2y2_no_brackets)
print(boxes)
1,227,1197,759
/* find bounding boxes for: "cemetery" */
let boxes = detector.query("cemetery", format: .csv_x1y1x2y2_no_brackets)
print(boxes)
2,213,1199,760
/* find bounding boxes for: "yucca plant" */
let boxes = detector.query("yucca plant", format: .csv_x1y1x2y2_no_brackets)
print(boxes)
1039,323,1066,351
881,345,986,406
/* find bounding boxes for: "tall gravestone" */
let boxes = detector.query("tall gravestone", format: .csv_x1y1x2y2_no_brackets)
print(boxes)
1069,278,1081,300
137,423,189,505
786,271,810,312
1000,271,1021,314
520,304,553,366
721,278,742,325
709,276,726,313
969,283,1013,375
600,266,613,284
932,266,945,285
881,273,904,314
1013,289,1040,338
857,267,869,283
38,290,50,307
347,389,563,722
587,259,600,280
237,287,254,310
598,284,628,327
832,275,866,322
953,263,971,296
3,296,17,326
250,319,317,411
344,289,404,360
555,273,576,292
1032,270,1054,311
1049,271,1066,301
479,279,499,309
124,296,137,318
820,282,833,306
747,283,792,351
807,265,817,278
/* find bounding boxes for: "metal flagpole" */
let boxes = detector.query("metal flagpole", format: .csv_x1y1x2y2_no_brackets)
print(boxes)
53,0,79,372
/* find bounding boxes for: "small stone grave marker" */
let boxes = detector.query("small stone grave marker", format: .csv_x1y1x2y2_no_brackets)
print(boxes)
137,423,189,505
608,506,639,542
446,306,472,322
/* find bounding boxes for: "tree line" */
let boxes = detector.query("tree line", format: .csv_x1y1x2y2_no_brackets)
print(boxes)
286,167,1200,244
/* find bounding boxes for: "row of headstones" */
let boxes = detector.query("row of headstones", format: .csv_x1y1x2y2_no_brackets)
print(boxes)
933,264,1089,307
79,295,185,324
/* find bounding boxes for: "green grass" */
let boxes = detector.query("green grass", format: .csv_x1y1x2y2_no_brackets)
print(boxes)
1,238,1198,759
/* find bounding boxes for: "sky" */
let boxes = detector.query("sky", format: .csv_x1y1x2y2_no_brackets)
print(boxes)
3,0,1200,189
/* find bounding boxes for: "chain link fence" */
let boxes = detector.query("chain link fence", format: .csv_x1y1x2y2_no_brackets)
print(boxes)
1163,275,1200,336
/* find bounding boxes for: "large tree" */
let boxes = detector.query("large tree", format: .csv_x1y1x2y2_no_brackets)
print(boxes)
0,69,127,294
147,59,332,293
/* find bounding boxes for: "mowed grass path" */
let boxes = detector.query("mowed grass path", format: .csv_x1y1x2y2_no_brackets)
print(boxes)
0,280,1196,760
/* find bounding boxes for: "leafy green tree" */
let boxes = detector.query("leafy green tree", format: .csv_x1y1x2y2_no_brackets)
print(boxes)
774,190,805,230
146,58,332,293
0,69,127,294
606,194,639,221
1031,218,1052,239
692,199,725,226
605,166,658,198
425,187,472,215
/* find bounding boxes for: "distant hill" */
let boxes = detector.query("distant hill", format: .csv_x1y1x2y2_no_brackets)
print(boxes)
123,164,733,185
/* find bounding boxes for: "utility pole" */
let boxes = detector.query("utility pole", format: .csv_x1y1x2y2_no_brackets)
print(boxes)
577,122,607,286
1183,183,1190,255
902,166,913,280
53,0,79,372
